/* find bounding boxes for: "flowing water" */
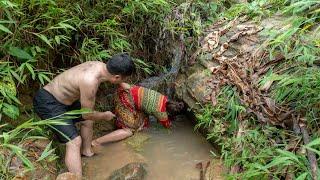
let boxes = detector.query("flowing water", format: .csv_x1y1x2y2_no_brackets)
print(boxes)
138,41,184,99
83,115,224,179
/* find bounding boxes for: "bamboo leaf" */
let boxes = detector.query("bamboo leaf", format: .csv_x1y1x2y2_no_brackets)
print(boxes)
304,146,320,156
38,74,44,85
26,63,36,80
9,70,24,84
35,34,53,48
7,93,21,105
58,22,76,31
277,149,300,163
2,103,19,119
140,3,148,12
37,141,54,162
305,138,320,148
25,63,36,79
0,24,12,34
2,132,9,144
64,108,91,115
4,144,34,169
264,156,292,169
55,36,60,45
0,20,16,24
24,136,48,140
8,47,32,60
38,73,51,84
296,172,308,180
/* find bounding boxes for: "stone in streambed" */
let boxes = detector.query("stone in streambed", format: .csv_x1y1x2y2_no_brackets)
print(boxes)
125,133,150,152
56,172,81,180
108,162,147,180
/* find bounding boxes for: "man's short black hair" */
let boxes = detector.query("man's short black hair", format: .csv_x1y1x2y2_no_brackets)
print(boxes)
106,53,135,76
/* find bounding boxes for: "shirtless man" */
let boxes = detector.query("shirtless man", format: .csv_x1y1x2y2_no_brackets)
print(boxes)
33,53,135,177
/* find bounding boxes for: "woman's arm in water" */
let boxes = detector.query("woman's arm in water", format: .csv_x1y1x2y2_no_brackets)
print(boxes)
119,82,131,90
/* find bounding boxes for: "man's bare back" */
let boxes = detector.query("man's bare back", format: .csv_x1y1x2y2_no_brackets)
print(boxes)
44,61,104,106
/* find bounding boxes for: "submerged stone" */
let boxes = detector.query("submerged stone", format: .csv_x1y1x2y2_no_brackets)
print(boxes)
56,172,80,180
124,133,150,152
108,162,147,180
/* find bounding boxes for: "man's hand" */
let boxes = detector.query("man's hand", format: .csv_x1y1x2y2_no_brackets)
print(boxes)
103,111,116,120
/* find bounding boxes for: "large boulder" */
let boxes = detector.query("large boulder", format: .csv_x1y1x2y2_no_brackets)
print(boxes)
175,15,287,114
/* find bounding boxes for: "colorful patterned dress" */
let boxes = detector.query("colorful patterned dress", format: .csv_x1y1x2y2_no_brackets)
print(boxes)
114,85,170,131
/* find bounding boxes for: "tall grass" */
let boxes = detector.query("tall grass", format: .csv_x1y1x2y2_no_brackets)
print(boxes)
0,0,219,120
1,0,168,120
0,0,222,177
0,109,89,179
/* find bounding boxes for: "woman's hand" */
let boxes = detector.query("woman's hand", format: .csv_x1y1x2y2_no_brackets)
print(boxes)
160,120,171,128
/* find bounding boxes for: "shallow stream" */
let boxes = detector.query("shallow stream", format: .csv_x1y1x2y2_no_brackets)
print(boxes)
83,115,224,179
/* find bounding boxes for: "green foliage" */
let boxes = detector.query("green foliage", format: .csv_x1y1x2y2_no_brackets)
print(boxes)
1,0,317,178
195,86,244,135
305,138,320,156
260,0,320,129
262,68,320,111
0,0,221,176
165,1,221,37
0,0,169,119
133,58,154,76
0,0,219,120
221,0,287,19
0,109,89,178
0,120,58,177
195,1,320,179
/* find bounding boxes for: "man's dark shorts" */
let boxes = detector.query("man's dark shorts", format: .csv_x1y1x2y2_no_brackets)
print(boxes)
33,89,83,143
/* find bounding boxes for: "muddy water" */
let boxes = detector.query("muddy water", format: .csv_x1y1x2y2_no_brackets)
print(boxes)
83,116,224,180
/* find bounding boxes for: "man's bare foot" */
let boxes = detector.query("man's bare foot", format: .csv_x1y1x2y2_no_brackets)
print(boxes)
91,140,102,154
81,148,94,157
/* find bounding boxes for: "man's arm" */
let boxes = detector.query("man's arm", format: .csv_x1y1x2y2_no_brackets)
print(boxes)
80,80,115,121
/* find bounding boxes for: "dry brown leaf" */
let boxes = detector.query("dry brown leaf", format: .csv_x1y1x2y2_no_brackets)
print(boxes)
260,80,274,91
264,97,276,113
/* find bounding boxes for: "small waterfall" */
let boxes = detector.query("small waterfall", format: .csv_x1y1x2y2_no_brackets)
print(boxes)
139,36,185,99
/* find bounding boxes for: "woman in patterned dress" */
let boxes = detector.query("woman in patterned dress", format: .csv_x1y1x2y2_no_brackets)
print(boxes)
91,82,184,147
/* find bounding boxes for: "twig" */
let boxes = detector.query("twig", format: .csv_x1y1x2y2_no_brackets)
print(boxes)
299,122,318,180
196,162,204,180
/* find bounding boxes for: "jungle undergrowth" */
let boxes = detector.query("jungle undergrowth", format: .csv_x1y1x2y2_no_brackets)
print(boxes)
195,0,320,179
0,0,222,178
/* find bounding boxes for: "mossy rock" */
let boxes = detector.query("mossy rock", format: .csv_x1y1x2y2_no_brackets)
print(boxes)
108,162,147,180
56,172,80,180
124,133,150,152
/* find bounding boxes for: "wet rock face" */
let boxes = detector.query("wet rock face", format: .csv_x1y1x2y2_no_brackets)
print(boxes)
108,162,147,180
196,160,225,180
138,41,185,99
175,67,212,112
